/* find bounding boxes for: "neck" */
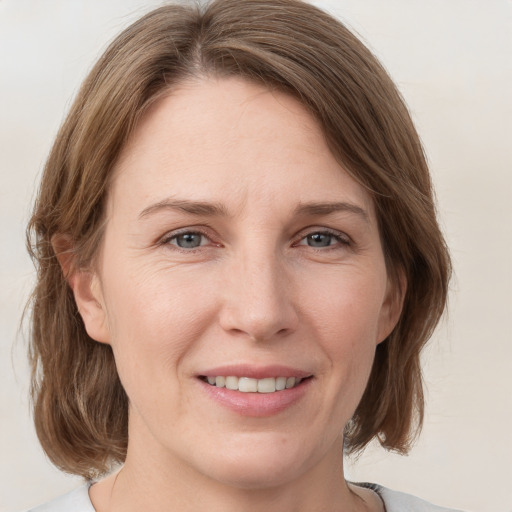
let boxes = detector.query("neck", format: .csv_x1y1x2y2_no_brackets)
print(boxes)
89,414,374,512
91,447,370,512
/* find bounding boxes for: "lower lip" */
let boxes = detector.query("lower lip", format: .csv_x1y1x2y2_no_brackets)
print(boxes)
197,377,312,417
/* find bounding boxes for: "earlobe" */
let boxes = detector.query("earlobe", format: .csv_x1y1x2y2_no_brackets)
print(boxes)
377,270,407,344
52,235,110,344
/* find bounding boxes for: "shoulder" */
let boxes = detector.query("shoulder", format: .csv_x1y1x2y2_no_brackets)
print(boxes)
26,485,95,512
358,483,467,512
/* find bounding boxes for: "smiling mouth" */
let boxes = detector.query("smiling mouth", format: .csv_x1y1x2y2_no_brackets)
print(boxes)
199,375,312,393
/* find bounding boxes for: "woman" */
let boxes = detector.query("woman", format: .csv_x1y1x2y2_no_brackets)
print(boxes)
26,0,458,510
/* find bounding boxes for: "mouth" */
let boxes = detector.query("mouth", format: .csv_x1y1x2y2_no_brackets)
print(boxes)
199,375,312,393
196,368,314,416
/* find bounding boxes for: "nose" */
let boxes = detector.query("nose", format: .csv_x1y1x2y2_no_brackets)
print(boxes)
218,248,299,342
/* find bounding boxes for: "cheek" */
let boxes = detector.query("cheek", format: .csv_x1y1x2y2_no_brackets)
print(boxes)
100,261,219,382
99,269,217,429
301,266,385,397
304,265,386,343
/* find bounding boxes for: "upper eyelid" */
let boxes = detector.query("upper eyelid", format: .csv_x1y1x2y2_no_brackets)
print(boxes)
168,231,208,241
160,226,214,242
294,226,351,242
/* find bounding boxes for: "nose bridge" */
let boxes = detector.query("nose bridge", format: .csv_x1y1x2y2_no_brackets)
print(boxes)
219,240,298,341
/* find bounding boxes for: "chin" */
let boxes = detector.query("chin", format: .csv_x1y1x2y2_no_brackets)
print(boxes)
190,432,318,490
207,460,302,490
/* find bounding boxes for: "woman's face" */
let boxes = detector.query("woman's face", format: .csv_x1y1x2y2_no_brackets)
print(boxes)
77,77,401,488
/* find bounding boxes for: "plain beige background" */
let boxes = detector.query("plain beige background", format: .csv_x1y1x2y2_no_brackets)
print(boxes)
1,1,511,511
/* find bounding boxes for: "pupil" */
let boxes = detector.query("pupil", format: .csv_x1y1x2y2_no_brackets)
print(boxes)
308,233,331,247
177,233,201,248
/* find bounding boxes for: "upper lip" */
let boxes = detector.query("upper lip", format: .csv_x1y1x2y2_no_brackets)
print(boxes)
197,364,313,380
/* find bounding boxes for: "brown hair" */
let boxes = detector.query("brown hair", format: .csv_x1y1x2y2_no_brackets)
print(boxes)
27,0,451,479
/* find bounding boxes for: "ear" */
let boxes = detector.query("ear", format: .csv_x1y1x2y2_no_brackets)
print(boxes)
377,268,407,344
52,234,111,344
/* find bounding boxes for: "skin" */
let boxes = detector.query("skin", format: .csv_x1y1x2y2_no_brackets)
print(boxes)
70,77,401,512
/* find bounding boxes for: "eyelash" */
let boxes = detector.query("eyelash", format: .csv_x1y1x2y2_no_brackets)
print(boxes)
160,229,215,251
293,229,351,250
160,227,351,252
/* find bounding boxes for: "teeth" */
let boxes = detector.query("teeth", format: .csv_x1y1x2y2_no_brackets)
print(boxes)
275,377,287,391
225,376,238,390
238,377,258,392
204,375,306,392
257,377,276,393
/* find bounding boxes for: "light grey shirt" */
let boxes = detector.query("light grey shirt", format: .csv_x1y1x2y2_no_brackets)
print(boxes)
27,483,466,511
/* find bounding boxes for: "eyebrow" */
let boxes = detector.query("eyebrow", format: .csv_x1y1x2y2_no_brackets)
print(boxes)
294,201,369,223
138,198,369,223
139,198,230,219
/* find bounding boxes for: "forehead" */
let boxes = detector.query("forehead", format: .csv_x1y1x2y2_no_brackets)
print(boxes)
109,77,375,220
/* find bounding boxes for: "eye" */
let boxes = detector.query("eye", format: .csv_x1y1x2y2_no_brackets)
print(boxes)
296,230,350,249
166,231,209,249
